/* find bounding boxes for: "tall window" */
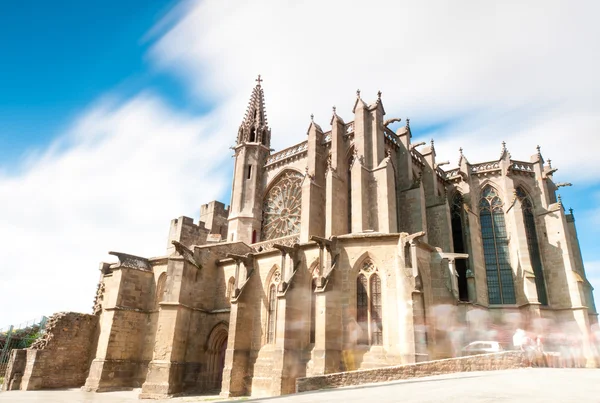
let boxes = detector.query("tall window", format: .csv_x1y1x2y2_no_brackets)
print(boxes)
267,284,277,344
226,277,235,299
155,273,167,310
450,192,470,301
370,275,383,345
516,187,548,305
356,274,369,344
404,243,412,269
356,260,383,346
309,281,317,344
479,186,516,304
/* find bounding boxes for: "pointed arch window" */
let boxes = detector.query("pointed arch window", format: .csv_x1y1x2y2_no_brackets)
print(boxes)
267,284,277,344
356,260,383,346
226,276,235,300
450,192,470,301
479,186,516,304
155,272,167,310
516,187,548,305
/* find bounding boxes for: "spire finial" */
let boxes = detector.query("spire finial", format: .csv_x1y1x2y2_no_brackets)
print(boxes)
406,118,410,128
548,159,552,169
557,194,563,206
356,89,361,98
255,74,263,86
536,145,541,155
333,106,336,114
377,90,382,100
459,147,463,156
310,113,314,122
569,207,574,215
502,141,506,150
431,138,435,148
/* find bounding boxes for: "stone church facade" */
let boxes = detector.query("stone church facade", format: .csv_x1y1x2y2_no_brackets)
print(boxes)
69,79,596,398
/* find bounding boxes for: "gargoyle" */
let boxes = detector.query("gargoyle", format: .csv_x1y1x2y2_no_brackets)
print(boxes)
384,118,402,127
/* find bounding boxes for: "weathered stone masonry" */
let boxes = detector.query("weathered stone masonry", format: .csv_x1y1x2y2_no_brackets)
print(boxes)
3,79,597,399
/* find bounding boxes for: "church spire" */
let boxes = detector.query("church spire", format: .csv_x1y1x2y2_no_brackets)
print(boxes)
237,75,271,146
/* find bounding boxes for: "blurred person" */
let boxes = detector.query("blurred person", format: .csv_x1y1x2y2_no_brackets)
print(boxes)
535,334,548,367
513,328,525,350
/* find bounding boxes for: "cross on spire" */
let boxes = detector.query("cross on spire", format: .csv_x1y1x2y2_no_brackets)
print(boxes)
256,74,263,86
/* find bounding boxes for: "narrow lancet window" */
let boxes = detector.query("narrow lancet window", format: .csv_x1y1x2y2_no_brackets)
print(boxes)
370,274,383,345
450,192,469,301
267,284,277,343
309,281,316,344
356,274,369,345
516,187,548,305
479,186,516,304
356,260,384,346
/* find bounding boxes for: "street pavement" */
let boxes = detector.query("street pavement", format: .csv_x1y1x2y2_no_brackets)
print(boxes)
1,368,599,402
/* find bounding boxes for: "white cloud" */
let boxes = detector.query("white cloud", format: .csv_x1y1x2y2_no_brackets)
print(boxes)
3,0,600,326
0,93,231,327
151,0,600,181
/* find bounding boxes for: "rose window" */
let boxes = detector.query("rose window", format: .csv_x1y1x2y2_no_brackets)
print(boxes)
261,171,303,241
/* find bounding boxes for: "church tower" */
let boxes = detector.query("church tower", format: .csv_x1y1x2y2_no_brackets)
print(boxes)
227,76,271,244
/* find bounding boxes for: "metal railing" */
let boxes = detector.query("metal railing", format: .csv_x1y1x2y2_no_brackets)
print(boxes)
0,316,48,377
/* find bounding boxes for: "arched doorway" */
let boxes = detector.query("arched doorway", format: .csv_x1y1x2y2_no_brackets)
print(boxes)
206,323,228,391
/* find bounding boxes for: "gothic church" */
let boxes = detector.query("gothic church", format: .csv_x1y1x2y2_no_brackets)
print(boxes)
76,78,597,397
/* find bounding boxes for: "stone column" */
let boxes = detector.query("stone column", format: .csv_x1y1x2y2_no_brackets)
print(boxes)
300,120,326,242
140,257,194,398
220,258,257,397
325,112,349,237
373,156,398,233
84,255,154,392
311,286,342,374
466,270,476,303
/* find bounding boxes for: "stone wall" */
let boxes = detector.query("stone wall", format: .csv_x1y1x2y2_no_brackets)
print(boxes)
3,312,98,391
296,351,525,393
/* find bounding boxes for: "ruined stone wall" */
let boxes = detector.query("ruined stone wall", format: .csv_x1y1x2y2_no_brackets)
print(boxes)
296,351,525,393
3,312,98,391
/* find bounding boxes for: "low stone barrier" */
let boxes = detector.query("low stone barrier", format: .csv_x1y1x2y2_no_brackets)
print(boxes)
296,351,525,393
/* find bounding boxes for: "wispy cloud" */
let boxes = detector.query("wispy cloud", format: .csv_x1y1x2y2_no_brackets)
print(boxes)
151,0,600,181
2,0,600,325
0,93,230,326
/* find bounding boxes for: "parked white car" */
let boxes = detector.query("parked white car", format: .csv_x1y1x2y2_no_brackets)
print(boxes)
462,341,504,356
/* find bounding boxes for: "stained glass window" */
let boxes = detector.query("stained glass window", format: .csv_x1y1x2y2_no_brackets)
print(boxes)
516,187,548,305
479,186,516,304
370,274,383,345
356,274,369,345
267,284,277,343
450,192,469,301
262,171,303,241
356,260,384,346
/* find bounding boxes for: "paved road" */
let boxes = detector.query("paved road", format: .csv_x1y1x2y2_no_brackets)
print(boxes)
1,368,599,402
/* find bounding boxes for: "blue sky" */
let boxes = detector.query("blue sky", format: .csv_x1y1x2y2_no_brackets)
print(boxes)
0,1,203,166
0,0,599,327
